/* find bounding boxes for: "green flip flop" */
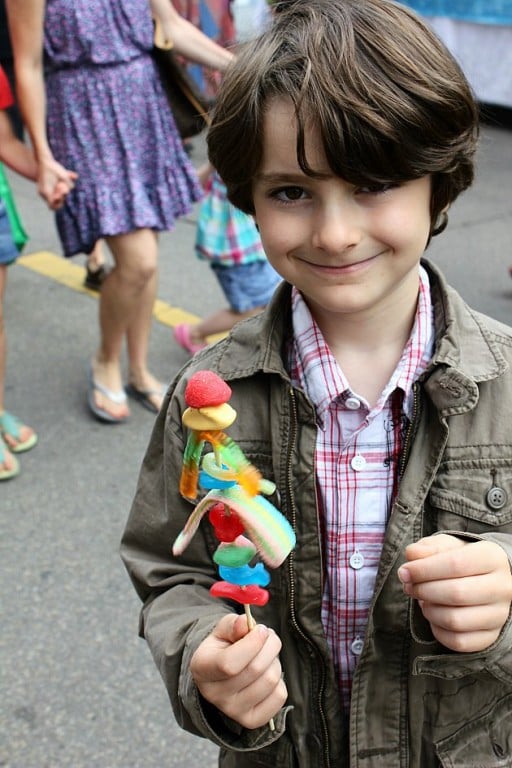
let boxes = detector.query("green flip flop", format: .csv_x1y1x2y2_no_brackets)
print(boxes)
0,411,38,454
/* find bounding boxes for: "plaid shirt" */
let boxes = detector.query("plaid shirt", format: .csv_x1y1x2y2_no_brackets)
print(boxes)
289,266,434,712
195,172,266,267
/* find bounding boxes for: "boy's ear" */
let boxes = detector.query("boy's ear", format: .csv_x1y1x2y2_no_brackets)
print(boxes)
432,205,450,237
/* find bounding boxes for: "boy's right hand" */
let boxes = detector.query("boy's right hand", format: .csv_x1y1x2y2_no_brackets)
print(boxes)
190,614,287,729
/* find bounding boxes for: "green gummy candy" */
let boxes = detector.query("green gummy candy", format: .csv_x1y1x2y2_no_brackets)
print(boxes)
213,544,255,567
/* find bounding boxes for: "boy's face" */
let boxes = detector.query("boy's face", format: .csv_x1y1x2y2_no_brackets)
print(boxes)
252,98,432,330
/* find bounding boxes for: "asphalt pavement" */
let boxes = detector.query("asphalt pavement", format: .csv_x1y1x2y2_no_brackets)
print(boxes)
1,121,511,768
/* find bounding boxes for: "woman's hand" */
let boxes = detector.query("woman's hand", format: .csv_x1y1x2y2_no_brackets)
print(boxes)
37,156,78,210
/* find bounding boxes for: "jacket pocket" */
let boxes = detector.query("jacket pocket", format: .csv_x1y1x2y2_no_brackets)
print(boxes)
435,693,512,767
219,734,299,768
428,458,512,534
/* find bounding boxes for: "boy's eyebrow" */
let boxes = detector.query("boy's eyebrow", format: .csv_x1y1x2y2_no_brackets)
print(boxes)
254,171,307,184
255,170,333,184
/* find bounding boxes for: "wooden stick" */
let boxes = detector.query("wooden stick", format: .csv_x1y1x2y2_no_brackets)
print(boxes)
244,604,275,732
244,603,256,629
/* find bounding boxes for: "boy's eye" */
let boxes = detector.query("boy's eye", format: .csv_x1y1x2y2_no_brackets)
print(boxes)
272,186,307,202
357,182,398,195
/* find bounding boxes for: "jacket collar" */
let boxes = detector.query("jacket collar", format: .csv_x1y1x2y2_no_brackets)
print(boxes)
214,259,508,403
215,280,293,383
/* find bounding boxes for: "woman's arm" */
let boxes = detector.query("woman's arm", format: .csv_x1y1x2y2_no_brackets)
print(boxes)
150,0,235,72
6,0,77,208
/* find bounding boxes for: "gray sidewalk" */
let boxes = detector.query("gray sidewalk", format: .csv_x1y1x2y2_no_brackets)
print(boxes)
1,123,511,768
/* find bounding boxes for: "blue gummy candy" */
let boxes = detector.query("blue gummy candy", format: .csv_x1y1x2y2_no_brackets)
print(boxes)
199,470,236,489
218,562,271,587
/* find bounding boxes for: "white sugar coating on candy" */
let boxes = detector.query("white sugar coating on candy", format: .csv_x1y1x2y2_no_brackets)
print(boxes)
172,485,296,569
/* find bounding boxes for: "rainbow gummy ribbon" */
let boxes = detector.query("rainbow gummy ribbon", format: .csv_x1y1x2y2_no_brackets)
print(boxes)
173,483,295,569
180,430,261,500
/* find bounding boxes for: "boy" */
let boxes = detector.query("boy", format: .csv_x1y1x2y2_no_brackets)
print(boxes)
121,1,512,765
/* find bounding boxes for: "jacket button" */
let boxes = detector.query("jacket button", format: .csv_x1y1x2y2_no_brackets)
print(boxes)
485,486,507,510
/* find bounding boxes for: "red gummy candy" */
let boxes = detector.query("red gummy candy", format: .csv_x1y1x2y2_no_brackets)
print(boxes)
210,582,269,606
208,503,245,542
184,371,232,408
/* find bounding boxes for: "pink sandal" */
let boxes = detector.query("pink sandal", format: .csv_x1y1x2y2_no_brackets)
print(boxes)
173,324,207,355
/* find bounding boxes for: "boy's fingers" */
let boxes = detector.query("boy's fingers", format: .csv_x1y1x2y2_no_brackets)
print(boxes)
419,601,508,633
194,618,274,682
404,533,466,561
213,624,277,681
399,538,511,590
399,535,466,584
407,573,501,606
214,613,250,643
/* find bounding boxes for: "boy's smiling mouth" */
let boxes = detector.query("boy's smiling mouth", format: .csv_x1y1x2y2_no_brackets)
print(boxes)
299,252,381,275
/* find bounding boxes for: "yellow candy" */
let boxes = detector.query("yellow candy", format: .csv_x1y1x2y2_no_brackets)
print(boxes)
182,403,237,430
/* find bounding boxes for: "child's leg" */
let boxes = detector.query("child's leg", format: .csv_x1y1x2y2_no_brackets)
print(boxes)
84,240,109,291
0,268,19,476
0,264,37,457
87,240,105,271
0,265,7,415
173,261,281,353
187,306,265,343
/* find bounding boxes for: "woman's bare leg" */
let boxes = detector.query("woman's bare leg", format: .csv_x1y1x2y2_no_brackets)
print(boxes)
125,232,165,411
91,228,159,419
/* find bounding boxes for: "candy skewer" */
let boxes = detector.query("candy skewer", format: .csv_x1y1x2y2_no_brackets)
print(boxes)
174,371,296,734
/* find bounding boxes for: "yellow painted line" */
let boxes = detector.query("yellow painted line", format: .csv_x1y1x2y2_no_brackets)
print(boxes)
18,250,200,327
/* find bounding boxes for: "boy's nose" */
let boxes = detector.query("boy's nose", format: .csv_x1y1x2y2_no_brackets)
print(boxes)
311,205,361,254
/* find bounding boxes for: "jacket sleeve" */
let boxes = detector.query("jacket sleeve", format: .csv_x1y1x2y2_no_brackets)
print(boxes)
120,380,287,750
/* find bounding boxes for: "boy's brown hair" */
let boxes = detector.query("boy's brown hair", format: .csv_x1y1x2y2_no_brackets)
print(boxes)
208,0,479,238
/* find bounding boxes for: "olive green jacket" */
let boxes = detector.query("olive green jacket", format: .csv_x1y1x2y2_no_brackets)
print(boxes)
121,260,512,768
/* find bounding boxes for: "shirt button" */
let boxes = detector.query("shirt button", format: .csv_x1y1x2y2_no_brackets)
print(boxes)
345,396,361,410
349,551,365,569
351,638,364,656
351,454,366,471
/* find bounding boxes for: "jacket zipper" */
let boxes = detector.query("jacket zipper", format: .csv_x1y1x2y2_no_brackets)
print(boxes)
286,387,331,768
397,381,420,768
399,382,420,480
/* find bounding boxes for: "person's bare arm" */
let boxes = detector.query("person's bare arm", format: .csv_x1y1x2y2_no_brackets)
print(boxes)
0,111,37,180
6,0,77,208
150,0,234,71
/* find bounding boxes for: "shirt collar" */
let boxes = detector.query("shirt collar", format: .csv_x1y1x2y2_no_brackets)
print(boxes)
291,265,434,424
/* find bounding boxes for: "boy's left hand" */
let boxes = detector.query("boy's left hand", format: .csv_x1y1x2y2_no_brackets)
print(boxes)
398,534,512,653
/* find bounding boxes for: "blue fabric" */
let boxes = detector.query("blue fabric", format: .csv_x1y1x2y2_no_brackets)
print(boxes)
0,201,18,266
399,0,512,25
212,261,282,313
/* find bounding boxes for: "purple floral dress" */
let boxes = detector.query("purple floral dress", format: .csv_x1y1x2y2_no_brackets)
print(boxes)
44,0,203,257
